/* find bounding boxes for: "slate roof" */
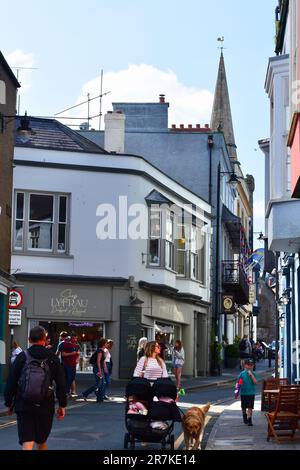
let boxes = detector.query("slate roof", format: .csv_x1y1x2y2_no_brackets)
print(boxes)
15,117,107,153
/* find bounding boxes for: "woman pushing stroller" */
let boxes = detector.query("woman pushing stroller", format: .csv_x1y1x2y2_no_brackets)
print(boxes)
134,341,168,381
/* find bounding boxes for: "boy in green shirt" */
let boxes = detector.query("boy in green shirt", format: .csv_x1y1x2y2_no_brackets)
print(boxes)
236,358,258,426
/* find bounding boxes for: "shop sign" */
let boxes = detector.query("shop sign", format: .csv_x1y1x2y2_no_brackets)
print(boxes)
8,309,22,325
222,295,235,314
50,289,89,317
249,284,256,304
119,306,142,379
8,289,23,309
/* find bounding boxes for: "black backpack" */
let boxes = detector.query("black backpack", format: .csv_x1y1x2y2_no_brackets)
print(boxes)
89,350,98,365
18,351,51,404
239,339,247,351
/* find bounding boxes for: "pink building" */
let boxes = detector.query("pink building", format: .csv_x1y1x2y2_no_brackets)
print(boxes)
286,0,300,197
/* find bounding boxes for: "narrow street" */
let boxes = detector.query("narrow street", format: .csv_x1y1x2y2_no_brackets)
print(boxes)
0,384,235,450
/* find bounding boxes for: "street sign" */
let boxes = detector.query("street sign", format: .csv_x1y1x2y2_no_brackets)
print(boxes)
8,289,23,309
8,309,22,325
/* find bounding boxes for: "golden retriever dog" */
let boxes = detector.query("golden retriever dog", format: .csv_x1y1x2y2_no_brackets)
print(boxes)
182,403,210,450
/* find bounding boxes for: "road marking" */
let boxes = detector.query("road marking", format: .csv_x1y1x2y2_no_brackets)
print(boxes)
0,401,90,430
0,420,17,429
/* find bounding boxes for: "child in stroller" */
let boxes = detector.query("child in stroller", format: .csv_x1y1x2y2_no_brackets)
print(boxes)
124,377,181,450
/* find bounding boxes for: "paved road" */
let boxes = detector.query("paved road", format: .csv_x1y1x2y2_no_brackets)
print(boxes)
0,385,236,450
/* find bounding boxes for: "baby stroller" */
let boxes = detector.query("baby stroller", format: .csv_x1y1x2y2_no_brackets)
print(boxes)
124,377,181,450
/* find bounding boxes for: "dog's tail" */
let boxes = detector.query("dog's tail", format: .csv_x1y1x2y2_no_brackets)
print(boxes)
202,403,211,414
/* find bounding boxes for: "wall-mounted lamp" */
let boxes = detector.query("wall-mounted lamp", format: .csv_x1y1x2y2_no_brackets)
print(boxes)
129,295,144,306
279,314,285,329
278,288,292,306
0,111,35,143
207,135,214,148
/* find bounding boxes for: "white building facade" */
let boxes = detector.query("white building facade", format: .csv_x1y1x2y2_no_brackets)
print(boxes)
11,117,212,379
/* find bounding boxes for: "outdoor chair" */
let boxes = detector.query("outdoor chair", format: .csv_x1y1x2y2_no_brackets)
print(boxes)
266,385,300,443
261,378,289,412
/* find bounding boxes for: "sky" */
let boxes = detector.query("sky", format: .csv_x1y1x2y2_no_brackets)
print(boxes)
1,0,276,246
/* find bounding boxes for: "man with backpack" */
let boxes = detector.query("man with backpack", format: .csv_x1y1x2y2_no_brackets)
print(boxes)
4,326,67,450
239,335,252,370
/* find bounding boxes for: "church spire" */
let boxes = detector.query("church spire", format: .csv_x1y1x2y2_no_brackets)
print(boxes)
210,51,237,159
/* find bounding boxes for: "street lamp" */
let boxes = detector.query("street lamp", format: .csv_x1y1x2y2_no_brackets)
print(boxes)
211,161,243,376
0,111,35,142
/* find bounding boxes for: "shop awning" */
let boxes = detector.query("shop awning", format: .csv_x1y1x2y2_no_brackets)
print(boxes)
222,205,241,249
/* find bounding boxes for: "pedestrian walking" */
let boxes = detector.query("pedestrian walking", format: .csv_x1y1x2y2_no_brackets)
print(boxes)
4,326,67,450
104,339,114,400
238,335,252,370
155,333,167,361
59,333,80,397
134,341,168,381
172,340,185,391
137,337,148,361
235,358,258,426
81,338,107,403
56,331,69,360
10,340,22,365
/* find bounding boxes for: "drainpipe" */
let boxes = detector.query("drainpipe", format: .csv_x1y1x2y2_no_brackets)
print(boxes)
207,135,214,205
275,252,280,378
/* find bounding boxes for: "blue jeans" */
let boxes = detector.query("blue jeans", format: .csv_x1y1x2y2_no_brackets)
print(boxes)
82,366,105,402
104,362,112,392
64,365,76,394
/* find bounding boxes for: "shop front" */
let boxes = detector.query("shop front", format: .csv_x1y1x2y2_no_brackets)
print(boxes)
13,275,128,377
38,320,105,373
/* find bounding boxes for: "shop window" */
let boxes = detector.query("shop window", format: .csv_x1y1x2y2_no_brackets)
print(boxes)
13,191,69,255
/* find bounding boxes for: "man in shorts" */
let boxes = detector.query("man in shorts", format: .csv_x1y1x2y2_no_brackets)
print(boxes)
4,326,67,450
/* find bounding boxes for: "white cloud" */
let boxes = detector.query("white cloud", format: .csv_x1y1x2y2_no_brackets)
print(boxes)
58,64,214,129
6,49,35,91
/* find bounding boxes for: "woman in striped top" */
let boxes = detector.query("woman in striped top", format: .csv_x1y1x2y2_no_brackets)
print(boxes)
133,341,168,381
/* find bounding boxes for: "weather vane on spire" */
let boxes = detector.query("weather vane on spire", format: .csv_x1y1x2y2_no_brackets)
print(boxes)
217,36,225,52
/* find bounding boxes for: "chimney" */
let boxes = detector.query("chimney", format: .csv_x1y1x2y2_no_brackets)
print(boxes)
104,111,125,153
159,94,165,103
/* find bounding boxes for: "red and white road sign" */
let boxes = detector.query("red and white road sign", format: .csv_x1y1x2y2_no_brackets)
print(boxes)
8,289,23,309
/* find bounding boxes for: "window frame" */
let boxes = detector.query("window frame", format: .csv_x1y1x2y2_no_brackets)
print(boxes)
13,190,70,256
165,210,175,271
148,206,162,266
